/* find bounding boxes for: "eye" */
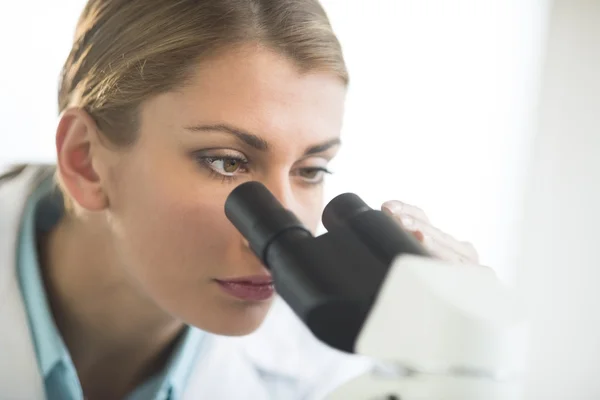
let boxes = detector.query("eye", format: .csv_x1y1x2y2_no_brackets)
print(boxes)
203,157,248,176
295,167,332,184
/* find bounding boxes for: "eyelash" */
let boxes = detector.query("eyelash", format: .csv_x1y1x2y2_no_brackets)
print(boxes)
292,167,333,184
198,155,248,184
195,154,333,185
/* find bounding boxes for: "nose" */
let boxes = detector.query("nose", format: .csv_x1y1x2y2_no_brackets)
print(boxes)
262,178,297,213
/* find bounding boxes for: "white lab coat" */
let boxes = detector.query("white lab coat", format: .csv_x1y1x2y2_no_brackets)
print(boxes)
0,165,372,399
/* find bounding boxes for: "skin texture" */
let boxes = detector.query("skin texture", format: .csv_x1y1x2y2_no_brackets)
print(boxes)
45,44,479,399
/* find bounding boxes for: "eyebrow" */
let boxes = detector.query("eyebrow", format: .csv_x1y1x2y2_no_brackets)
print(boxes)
185,124,268,151
184,123,341,156
303,137,341,156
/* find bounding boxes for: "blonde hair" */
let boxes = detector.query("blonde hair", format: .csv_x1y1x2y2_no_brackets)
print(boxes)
58,0,348,146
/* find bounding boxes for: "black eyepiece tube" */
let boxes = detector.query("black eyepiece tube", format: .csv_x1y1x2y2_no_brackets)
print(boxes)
322,193,372,231
225,182,414,354
322,192,430,266
224,181,312,264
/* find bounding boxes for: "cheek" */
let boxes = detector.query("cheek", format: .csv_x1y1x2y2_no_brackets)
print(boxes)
110,168,238,286
142,198,230,271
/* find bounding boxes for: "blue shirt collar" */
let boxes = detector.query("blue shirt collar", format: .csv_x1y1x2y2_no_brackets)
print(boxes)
17,172,205,399
17,174,66,376
156,327,204,399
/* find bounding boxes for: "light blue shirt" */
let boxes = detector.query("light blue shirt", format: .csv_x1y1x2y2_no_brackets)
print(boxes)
16,174,205,400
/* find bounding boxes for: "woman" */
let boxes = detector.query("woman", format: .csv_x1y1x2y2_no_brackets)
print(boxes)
0,0,480,399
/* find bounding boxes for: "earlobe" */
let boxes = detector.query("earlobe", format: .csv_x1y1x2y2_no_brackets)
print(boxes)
55,108,109,211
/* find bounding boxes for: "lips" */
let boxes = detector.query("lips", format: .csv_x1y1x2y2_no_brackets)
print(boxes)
215,275,275,301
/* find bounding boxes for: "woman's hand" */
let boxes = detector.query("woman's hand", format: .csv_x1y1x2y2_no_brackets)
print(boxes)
382,200,480,265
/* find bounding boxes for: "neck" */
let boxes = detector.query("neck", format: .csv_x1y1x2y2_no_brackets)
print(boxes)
40,213,185,399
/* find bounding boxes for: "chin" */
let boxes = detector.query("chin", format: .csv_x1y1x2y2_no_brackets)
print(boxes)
190,297,274,336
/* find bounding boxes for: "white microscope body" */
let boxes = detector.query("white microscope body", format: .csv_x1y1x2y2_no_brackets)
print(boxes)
327,254,529,400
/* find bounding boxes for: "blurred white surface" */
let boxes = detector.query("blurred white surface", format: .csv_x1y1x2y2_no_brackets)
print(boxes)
0,1,549,282
0,1,85,163
516,0,600,398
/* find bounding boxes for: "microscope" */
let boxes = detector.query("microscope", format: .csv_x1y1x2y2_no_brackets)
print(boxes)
225,182,529,400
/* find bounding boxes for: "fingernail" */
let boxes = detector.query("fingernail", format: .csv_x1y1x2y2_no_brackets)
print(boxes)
382,201,403,215
412,230,425,242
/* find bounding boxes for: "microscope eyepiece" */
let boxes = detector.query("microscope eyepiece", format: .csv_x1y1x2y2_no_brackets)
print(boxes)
224,181,312,264
322,193,372,231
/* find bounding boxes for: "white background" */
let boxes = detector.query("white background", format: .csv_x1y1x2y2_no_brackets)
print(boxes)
515,0,600,397
0,0,549,283
321,0,548,283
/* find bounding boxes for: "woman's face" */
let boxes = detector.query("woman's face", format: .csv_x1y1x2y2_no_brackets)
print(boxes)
101,45,347,335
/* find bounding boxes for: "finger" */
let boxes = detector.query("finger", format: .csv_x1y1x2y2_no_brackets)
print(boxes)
385,213,426,239
386,213,425,239
407,220,479,263
457,241,479,263
393,215,479,263
382,201,430,223
422,235,473,264
383,207,479,263
411,230,425,243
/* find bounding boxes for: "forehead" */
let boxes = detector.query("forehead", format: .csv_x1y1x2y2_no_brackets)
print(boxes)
147,44,348,145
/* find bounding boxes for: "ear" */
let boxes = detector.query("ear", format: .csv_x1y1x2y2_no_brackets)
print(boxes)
55,108,109,211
